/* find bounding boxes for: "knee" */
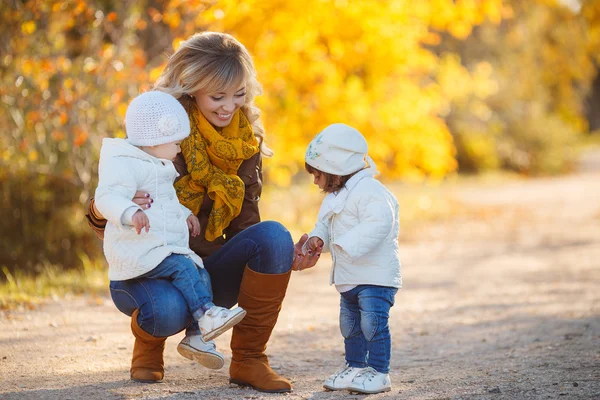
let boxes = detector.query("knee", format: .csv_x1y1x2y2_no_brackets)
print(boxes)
140,280,193,337
260,221,293,247
340,309,361,339
257,221,294,260
360,312,380,342
245,221,293,274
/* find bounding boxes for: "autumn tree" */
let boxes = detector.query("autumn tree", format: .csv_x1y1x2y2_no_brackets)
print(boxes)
4,0,555,274
441,0,598,173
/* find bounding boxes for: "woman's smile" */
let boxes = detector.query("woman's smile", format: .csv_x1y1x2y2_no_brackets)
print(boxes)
194,83,247,127
216,112,232,121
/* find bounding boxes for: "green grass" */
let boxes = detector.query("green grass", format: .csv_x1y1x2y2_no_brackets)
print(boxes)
0,252,108,310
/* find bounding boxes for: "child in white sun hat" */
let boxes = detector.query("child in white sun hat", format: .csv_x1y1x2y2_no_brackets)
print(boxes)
304,123,402,394
95,91,246,368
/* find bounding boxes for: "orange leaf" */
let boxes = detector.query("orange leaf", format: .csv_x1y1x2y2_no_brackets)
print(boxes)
74,131,88,147
59,113,69,125
51,131,65,141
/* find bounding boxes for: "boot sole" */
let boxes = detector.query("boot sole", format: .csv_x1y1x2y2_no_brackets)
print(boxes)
202,309,247,342
177,343,225,370
229,378,292,393
131,377,163,384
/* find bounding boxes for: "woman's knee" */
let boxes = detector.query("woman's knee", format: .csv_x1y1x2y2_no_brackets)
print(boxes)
110,278,193,337
247,221,293,274
256,221,293,249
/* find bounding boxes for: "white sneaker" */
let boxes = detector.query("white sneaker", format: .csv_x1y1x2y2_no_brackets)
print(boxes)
177,334,225,370
347,366,392,394
323,364,366,391
198,306,246,341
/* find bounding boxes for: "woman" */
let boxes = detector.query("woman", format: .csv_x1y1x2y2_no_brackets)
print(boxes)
86,32,320,393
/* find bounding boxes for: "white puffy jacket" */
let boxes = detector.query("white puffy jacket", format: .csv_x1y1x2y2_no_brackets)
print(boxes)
95,138,203,281
308,162,402,289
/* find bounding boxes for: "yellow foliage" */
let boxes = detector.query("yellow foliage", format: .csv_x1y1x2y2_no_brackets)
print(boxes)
1,0,507,195
21,21,36,34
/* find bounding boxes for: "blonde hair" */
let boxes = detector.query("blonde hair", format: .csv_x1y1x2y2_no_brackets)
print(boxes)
154,32,272,157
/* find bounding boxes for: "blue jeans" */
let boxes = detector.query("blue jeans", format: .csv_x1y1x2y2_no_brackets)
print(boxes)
109,221,293,337
137,254,214,321
340,285,398,374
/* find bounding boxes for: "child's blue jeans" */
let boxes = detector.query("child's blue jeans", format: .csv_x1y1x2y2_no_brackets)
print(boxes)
339,285,398,374
138,254,214,321
108,221,294,338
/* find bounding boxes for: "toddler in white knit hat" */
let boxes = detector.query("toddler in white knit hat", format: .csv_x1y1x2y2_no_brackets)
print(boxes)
94,91,246,370
304,123,402,394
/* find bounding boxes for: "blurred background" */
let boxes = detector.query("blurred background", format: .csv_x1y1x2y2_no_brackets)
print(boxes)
1,0,600,304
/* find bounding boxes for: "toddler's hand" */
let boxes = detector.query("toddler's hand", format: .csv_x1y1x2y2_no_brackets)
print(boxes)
187,214,201,237
132,210,150,234
305,236,324,255
292,233,321,272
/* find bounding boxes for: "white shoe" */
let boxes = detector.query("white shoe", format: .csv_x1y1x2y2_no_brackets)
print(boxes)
177,334,225,370
198,306,247,341
347,367,392,394
323,364,365,391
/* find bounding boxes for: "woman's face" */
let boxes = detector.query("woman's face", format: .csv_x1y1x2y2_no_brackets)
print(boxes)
193,81,247,128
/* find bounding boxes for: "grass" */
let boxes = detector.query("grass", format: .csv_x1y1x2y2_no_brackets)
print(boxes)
0,252,108,310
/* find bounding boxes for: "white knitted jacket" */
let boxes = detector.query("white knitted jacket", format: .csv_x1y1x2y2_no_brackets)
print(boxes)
95,138,203,281
308,163,402,289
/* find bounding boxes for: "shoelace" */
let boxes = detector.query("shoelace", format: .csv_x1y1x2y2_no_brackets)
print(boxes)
333,365,354,378
355,367,378,382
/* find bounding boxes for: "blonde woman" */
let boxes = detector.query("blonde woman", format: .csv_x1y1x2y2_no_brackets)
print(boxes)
87,32,319,393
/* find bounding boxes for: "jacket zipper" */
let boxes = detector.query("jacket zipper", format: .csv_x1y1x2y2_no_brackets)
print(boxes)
330,214,336,284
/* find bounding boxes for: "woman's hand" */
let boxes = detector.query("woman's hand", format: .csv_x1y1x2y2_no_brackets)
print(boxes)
132,191,153,210
187,214,201,237
292,233,321,272
90,191,153,221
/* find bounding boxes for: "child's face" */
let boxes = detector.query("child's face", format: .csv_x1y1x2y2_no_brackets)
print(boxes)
193,81,247,128
142,141,182,161
311,171,328,191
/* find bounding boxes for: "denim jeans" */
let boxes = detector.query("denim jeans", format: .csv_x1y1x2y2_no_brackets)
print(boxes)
109,221,293,337
339,285,398,374
137,254,214,321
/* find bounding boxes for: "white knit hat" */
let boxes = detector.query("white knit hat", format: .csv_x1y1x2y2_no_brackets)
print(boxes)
305,123,369,175
125,91,190,147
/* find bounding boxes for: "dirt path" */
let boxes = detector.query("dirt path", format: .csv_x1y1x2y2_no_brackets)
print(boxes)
2,154,599,400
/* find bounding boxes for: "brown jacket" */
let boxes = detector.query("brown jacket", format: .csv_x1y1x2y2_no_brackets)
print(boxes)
86,152,262,258
172,151,262,257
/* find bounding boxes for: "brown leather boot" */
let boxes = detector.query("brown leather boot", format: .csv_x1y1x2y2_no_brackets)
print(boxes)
229,267,292,393
130,309,166,383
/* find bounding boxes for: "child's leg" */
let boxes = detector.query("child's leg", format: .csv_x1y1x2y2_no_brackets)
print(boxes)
356,286,398,374
140,254,214,321
339,291,368,368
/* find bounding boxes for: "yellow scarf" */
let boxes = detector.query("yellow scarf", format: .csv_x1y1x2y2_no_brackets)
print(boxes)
175,100,259,241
